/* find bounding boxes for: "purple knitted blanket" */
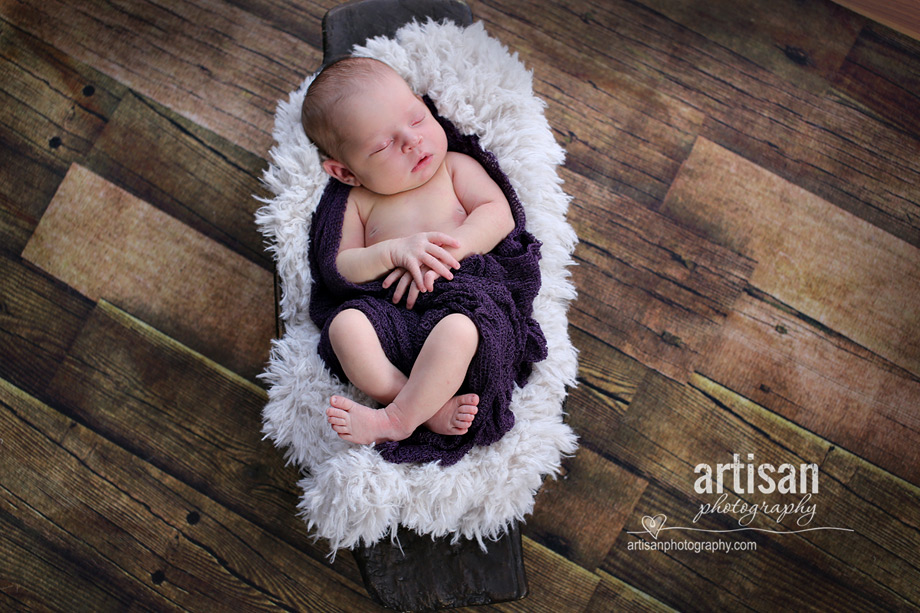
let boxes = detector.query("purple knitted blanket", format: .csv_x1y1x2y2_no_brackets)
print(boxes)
308,105,546,466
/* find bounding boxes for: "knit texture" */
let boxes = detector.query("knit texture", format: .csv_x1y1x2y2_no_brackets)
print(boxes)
309,105,547,465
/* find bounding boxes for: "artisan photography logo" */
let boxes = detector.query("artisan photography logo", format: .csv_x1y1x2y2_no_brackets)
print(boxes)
627,453,853,551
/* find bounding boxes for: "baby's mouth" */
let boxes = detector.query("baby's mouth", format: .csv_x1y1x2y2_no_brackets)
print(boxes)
412,154,432,173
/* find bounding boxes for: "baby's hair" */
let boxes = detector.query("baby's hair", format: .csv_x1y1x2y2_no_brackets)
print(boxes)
301,57,396,159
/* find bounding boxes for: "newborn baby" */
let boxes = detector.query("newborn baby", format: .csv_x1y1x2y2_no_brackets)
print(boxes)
301,57,515,445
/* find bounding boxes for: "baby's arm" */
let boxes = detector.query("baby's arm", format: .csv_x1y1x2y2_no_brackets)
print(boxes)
336,195,461,287
446,152,516,261
383,154,516,308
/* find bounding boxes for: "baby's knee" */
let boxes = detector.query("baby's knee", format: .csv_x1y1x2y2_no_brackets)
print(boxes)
441,313,479,350
329,308,369,345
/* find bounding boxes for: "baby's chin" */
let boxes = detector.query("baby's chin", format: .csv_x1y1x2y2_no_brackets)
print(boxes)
359,176,428,196
401,158,446,193
417,156,448,183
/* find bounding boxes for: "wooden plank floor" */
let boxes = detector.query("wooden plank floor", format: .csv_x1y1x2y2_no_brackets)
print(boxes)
2,0,918,610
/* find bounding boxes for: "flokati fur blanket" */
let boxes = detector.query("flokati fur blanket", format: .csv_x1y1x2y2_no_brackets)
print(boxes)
256,19,579,552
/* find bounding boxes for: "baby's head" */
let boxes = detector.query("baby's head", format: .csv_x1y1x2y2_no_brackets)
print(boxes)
301,57,448,195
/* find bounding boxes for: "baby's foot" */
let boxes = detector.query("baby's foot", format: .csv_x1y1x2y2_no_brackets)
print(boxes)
326,396,408,444
424,393,479,436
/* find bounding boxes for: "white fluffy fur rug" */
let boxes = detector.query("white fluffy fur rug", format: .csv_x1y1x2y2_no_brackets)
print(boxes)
255,19,579,553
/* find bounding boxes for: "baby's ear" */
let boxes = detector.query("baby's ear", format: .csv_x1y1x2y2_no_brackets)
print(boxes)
322,158,360,186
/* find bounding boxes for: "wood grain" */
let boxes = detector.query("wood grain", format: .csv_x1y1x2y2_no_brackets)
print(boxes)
471,0,920,247
691,375,920,607
525,446,648,571
493,538,600,613
585,571,678,613
832,0,920,41
592,371,920,610
0,18,125,254
84,92,272,268
0,378,379,612
604,479,900,613
0,511,130,612
2,0,919,608
473,2,704,207
0,254,93,400
570,325,650,415
699,290,920,486
832,23,920,139
43,301,347,575
611,485,775,613
640,0,864,95
565,168,754,382
0,0,317,156
22,164,274,379
223,0,333,48
661,137,920,378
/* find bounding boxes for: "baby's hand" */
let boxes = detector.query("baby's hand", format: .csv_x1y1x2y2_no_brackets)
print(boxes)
387,232,460,292
383,265,447,309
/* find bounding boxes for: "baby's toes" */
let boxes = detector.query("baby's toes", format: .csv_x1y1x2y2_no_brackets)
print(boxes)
331,423,350,435
452,415,473,430
458,393,479,408
330,395,353,410
458,406,478,423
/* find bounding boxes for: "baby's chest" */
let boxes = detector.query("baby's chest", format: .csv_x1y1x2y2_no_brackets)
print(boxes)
364,181,466,244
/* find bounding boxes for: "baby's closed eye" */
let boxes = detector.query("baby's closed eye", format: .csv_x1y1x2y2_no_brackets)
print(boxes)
372,140,392,154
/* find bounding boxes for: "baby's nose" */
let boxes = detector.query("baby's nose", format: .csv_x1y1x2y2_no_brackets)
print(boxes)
403,133,422,152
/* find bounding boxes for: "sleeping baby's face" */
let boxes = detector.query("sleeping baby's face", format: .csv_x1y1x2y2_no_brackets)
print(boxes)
322,67,448,195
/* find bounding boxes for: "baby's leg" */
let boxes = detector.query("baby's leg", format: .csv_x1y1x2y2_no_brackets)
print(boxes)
326,313,479,444
328,308,477,416
383,313,480,437
325,309,408,444
327,308,406,403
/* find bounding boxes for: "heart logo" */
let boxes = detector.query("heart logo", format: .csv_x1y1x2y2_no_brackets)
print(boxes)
641,514,667,539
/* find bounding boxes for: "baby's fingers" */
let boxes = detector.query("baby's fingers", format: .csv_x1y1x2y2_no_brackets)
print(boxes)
422,245,460,277
392,272,412,304
423,269,439,293
382,268,404,289
402,261,427,292
426,232,461,250
405,281,422,309
433,242,461,270
420,255,452,283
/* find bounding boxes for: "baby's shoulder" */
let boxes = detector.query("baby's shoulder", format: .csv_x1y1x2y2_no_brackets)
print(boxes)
445,151,477,169
445,151,488,178
345,186,377,224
